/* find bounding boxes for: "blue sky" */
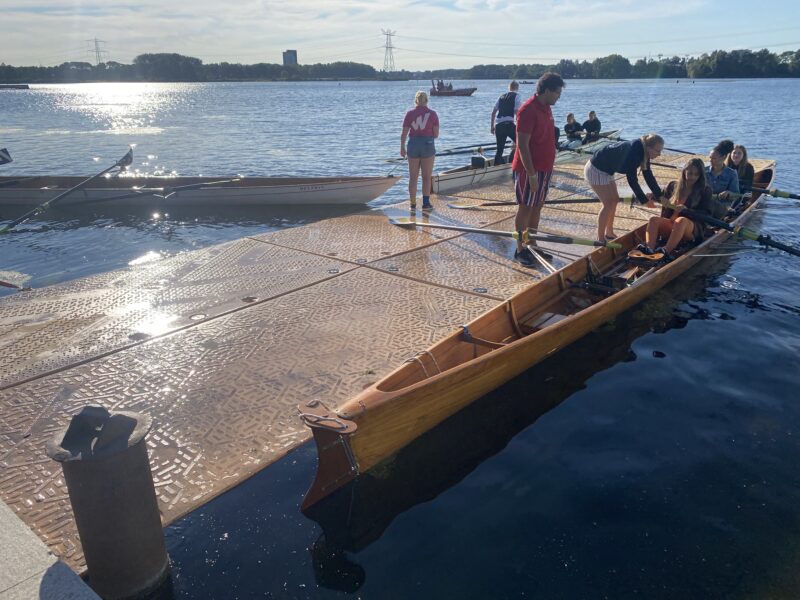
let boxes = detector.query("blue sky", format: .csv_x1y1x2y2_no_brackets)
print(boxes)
0,0,798,68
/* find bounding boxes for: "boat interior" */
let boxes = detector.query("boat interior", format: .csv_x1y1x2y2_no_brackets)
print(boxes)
374,166,774,394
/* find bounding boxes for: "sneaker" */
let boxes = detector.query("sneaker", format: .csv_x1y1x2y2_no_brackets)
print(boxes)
409,200,417,210
422,201,434,212
514,246,536,267
529,246,554,261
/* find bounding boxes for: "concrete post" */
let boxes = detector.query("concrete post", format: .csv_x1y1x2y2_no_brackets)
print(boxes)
46,405,169,600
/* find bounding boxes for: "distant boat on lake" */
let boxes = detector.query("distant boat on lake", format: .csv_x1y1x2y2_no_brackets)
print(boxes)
430,80,476,97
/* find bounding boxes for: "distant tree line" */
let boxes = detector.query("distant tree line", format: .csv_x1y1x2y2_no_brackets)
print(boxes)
1,49,799,83
0,53,380,83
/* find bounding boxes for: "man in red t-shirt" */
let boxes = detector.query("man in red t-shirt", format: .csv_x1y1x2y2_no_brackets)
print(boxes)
511,72,565,267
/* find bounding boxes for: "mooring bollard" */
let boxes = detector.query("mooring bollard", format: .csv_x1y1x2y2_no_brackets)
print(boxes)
46,405,169,600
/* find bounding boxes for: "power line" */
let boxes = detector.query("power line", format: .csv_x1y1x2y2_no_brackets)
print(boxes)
395,26,800,50
304,45,384,63
392,40,800,65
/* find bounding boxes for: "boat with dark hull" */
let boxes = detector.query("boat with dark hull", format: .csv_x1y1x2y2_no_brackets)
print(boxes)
430,80,477,97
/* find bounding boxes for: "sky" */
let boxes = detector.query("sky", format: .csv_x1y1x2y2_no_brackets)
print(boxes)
1,0,799,69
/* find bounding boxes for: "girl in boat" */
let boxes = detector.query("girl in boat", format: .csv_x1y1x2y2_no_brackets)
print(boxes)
726,144,755,192
706,140,740,204
639,158,714,260
562,113,584,149
401,91,440,211
583,133,663,244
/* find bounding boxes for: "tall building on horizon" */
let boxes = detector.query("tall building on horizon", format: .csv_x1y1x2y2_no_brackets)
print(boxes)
282,50,298,66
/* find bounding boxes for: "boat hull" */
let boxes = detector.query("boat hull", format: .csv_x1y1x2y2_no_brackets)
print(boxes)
432,130,621,195
0,175,399,206
430,88,477,97
300,162,776,509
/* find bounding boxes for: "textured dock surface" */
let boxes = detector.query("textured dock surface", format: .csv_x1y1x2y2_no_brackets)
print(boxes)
0,154,696,569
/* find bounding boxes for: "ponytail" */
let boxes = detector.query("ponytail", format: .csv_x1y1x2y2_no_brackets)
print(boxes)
640,133,664,171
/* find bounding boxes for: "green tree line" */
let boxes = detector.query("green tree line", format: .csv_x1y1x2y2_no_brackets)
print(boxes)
0,53,380,83
1,49,799,83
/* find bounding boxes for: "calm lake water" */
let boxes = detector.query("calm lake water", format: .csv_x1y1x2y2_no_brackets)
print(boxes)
4,79,800,598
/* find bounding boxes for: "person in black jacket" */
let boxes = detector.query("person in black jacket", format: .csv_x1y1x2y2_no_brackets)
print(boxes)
582,111,601,143
583,133,663,243
490,81,521,165
640,158,714,259
562,113,584,149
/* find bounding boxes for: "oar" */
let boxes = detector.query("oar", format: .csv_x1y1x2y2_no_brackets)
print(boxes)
447,195,639,210
619,139,696,156
0,279,32,292
158,178,242,199
664,202,800,257
0,148,134,234
743,185,800,200
443,141,497,152
389,217,622,248
0,175,45,189
386,145,499,163
65,177,244,207
663,147,697,155
0,270,32,292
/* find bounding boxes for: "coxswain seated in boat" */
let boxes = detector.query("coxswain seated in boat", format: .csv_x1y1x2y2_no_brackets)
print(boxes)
631,157,715,262
582,111,601,144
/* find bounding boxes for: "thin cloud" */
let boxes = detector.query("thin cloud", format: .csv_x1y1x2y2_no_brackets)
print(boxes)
0,0,796,68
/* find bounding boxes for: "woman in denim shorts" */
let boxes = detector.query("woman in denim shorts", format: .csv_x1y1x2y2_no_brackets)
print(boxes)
401,91,439,210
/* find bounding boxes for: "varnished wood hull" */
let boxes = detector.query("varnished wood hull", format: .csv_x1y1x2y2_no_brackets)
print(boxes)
300,162,776,509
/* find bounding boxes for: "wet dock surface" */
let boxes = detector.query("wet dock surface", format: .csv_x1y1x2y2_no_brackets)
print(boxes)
0,156,692,569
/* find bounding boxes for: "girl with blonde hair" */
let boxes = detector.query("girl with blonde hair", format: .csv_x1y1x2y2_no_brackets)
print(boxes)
400,91,439,211
583,133,664,243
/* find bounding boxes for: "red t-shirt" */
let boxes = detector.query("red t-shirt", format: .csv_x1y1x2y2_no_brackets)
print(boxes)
511,94,556,175
403,106,439,137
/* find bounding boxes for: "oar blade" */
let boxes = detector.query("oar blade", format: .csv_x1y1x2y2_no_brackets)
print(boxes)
389,217,414,226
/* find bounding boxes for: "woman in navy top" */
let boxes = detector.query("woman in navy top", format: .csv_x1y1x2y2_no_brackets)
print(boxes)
583,134,664,243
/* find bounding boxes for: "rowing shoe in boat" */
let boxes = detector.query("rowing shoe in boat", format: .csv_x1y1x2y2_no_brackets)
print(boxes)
298,161,776,509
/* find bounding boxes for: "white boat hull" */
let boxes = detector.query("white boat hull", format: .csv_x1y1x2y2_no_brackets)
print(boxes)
432,130,621,195
0,175,399,207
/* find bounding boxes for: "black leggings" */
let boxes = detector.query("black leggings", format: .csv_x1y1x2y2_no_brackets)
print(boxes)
494,121,516,165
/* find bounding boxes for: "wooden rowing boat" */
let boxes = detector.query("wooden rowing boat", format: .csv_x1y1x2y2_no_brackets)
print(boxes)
432,130,621,194
299,161,775,509
0,174,399,207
